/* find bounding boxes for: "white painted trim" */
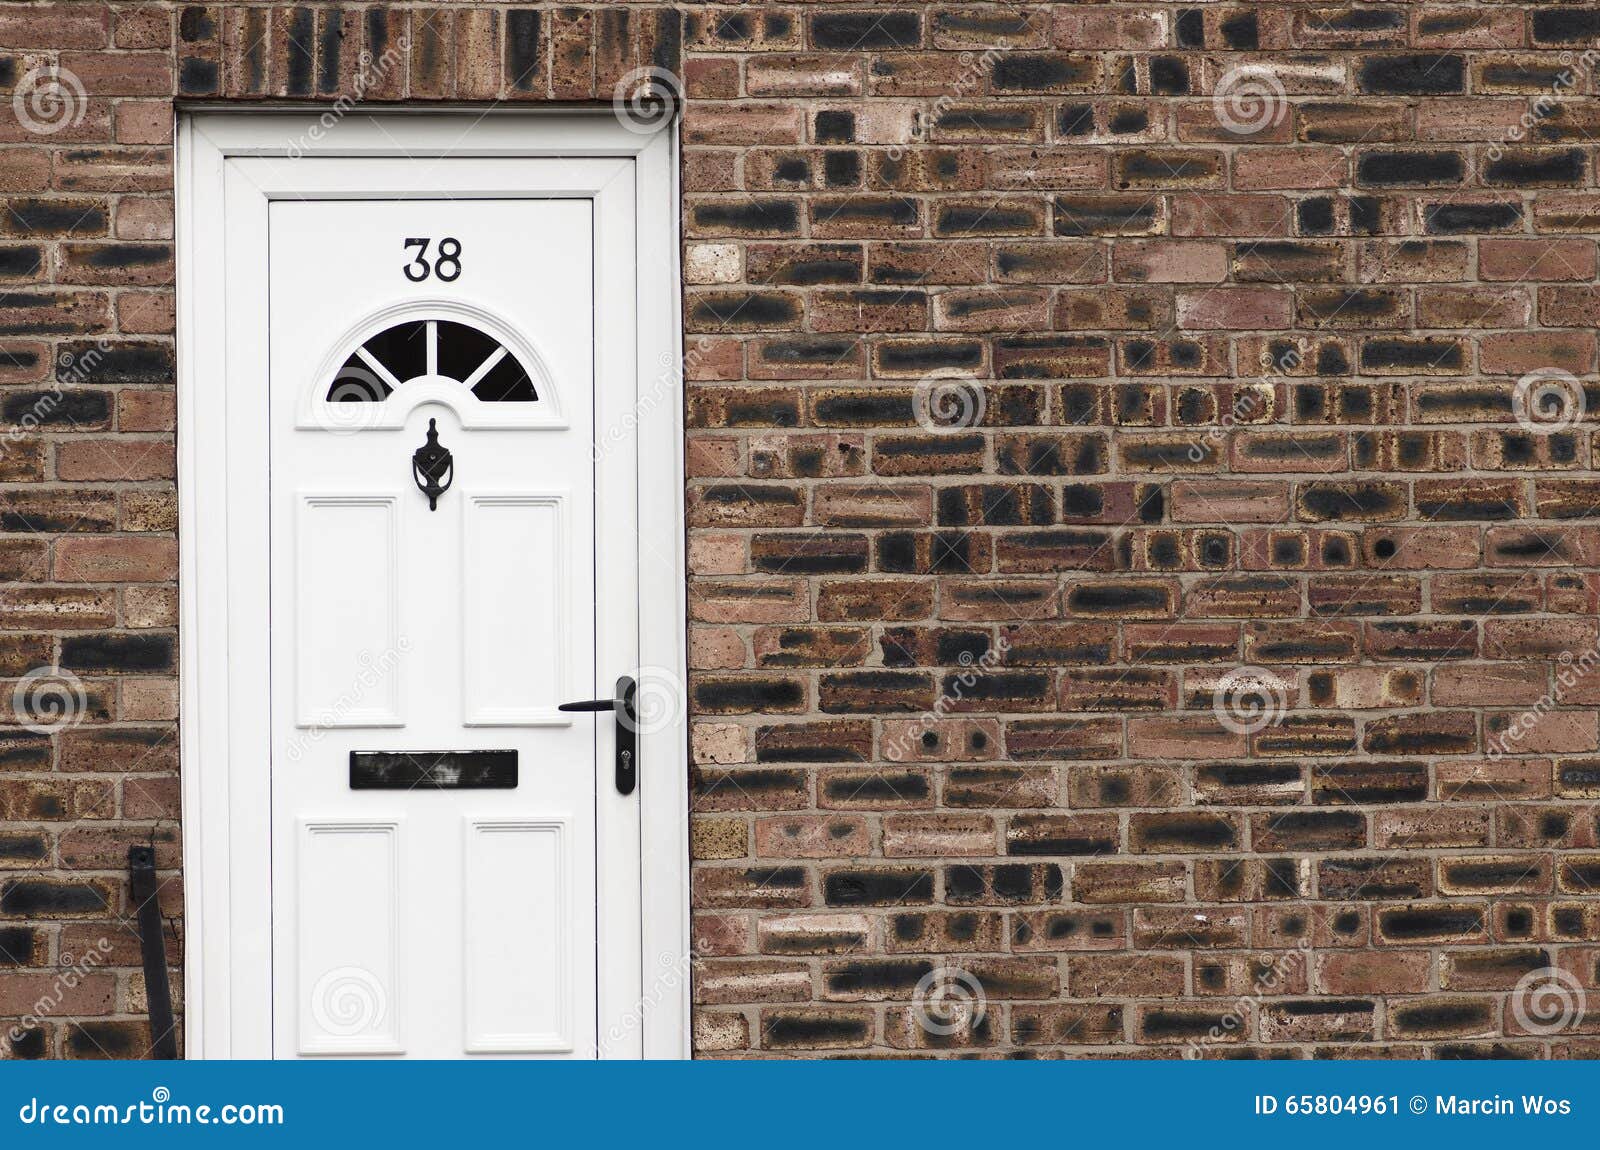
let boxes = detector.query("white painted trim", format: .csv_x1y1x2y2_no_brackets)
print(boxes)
176,110,688,1060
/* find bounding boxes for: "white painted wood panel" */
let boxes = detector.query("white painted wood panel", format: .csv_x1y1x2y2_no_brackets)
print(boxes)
297,820,402,1055
462,494,568,726
463,818,570,1052
295,495,402,728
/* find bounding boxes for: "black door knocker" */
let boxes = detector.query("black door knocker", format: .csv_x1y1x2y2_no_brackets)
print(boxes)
411,418,454,510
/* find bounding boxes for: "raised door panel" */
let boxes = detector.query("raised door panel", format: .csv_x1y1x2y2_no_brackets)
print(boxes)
295,494,403,728
297,819,403,1055
461,493,569,726
462,817,571,1053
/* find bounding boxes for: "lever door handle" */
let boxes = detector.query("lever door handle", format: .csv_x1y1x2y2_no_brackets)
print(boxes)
559,675,637,795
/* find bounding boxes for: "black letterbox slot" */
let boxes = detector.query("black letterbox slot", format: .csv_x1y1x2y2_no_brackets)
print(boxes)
349,750,518,790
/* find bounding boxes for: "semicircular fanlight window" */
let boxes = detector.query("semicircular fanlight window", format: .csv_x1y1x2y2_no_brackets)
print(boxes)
326,319,538,404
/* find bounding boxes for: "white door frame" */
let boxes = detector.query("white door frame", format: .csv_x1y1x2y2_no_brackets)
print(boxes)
175,109,689,1058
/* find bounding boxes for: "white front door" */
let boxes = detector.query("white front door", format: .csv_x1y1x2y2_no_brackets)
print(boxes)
181,117,688,1060
267,197,606,1058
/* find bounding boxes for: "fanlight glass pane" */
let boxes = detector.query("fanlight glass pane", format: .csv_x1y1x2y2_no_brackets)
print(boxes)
329,353,393,403
471,354,538,403
363,320,428,382
324,320,538,404
435,321,500,383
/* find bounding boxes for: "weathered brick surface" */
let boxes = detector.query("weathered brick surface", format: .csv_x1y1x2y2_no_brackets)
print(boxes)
672,2,1600,1060
2,0,1600,1059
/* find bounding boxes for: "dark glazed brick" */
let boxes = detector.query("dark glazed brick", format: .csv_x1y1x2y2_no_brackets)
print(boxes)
1357,54,1465,94
1356,151,1464,187
1176,10,1204,47
1425,202,1523,233
64,1021,148,1060
810,11,919,50
316,8,345,95
693,200,802,234
56,341,173,384
0,879,108,917
1054,196,1161,236
60,634,174,673
991,55,1097,92
1532,9,1600,43
506,9,542,91
824,868,935,906
180,56,220,94
1379,907,1484,941
1483,150,1587,187
180,6,217,41
762,1010,871,1048
0,925,39,965
284,6,315,96
1,200,108,237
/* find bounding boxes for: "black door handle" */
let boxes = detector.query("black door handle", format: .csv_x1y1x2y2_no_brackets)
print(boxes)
559,675,637,795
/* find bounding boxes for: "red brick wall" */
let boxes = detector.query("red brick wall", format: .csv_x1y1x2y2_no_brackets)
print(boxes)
3,1,1600,1059
680,6,1600,1058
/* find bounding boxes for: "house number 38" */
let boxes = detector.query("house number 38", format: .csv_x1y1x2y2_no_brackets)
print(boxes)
402,237,462,283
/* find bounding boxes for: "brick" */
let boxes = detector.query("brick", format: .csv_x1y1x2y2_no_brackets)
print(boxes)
1012,1003,1123,1045
689,580,807,625
1377,905,1487,945
1128,812,1239,853
755,816,869,858
817,766,930,809
53,537,175,583
1073,862,1185,906
1485,239,1597,282
1134,907,1248,950
881,814,994,857
4,0,1599,1062
1315,951,1429,996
